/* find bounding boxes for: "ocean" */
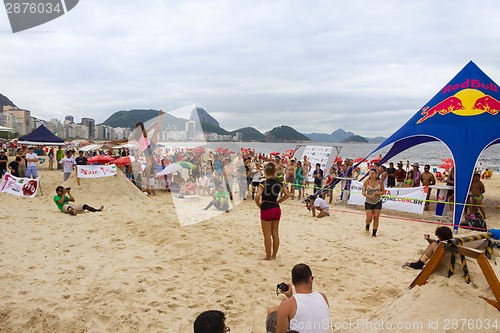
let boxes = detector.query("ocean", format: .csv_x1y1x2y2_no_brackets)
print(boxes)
158,141,500,171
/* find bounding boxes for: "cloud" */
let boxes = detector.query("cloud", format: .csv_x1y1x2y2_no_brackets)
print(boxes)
2,0,500,137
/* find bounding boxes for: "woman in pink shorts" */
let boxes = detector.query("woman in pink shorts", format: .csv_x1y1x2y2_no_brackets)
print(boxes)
255,162,291,260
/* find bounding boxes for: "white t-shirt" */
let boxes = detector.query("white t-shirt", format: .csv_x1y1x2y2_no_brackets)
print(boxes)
314,197,329,210
60,156,76,173
252,169,261,182
25,152,38,167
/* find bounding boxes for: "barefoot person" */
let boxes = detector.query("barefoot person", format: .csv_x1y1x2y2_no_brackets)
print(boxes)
255,162,290,260
469,173,486,219
362,168,385,237
132,110,164,184
53,186,104,216
421,164,436,211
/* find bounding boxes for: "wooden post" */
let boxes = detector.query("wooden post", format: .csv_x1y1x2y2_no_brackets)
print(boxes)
409,242,445,289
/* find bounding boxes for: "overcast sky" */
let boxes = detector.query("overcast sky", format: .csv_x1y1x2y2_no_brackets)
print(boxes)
2,0,500,137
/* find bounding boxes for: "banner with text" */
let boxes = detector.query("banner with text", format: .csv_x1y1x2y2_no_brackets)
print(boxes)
347,180,427,214
77,164,117,178
0,173,39,198
300,146,335,182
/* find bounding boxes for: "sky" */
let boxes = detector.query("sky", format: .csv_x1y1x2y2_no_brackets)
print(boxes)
2,0,500,137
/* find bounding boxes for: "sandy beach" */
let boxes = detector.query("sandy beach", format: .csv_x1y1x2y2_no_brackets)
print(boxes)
1,168,499,332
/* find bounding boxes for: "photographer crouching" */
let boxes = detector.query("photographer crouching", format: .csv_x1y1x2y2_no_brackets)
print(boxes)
53,186,104,216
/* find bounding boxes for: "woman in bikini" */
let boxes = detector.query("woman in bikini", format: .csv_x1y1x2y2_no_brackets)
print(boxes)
404,170,414,188
132,110,164,187
362,168,385,237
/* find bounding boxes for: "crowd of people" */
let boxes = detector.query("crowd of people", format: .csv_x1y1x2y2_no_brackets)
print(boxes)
1,138,497,332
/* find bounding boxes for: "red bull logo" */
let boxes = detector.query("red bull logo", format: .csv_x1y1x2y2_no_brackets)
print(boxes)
417,86,500,124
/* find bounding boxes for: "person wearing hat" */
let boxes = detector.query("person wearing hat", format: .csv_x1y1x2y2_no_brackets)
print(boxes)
25,147,39,179
412,162,421,187
0,150,7,178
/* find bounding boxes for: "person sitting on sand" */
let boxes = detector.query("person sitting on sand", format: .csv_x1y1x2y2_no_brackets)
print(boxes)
53,186,104,216
271,263,330,333
305,195,330,218
180,176,197,195
203,186,229,213
403,226,453,270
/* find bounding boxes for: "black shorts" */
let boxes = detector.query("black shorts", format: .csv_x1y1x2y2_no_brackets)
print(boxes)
252,181,260,187
365,201,382,210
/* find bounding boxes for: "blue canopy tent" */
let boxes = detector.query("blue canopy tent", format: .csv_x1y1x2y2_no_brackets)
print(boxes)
18,124,65,146
362,61,500,231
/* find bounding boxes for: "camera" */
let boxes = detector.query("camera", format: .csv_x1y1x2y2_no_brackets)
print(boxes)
276,282,289,295
66,187,71,191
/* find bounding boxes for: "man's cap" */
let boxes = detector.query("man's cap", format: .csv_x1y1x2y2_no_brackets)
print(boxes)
412,162,419,167
0,150,4,153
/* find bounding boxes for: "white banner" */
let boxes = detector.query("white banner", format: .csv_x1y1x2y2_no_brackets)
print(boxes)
347,180,427,214
301,146,335,182
77,164,117,178
0,173,39,198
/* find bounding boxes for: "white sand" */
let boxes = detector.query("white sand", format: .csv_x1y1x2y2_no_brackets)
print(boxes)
0,169,499,332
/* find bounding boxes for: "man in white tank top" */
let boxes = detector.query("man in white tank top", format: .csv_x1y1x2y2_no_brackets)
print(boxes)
275,263,330,333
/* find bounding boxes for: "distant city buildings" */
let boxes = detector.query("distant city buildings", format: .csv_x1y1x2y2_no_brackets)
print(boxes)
0,107,242,142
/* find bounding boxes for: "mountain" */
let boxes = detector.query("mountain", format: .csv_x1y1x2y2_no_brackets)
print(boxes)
0,93,17,109
266,125,311,143
330,129,356,142
102,109,160,128
368,136,386,144
303,132,332,142
230,127,266,142
341,135,369,143
304,128,386,143
190,107,219,127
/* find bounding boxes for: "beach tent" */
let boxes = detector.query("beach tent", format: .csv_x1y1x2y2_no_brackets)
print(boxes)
364,61,500,231
18,124,65,146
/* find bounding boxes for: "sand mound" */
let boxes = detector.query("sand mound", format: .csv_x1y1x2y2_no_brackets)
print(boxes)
367,256,500,333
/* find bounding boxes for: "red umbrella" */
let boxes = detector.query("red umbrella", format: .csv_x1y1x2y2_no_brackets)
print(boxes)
114,156,133,167
88,155,116,164
215,147,226,153
439,162,454,171
194,146,206,153
441,157,454,163
270,151,281,156
334,156,343,163
354,157,367,163
370,157,382,164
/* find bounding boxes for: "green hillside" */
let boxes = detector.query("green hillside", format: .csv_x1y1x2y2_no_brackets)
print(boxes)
102,109,160,128
341,135,369,143
230,127,266,142
266,125,311,143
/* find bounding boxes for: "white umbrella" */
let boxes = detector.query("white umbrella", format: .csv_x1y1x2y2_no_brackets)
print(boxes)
156,163,182,176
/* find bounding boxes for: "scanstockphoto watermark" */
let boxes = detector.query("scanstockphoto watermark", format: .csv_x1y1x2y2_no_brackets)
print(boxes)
328,318,499,331
290,318,472,331
3,0,79,33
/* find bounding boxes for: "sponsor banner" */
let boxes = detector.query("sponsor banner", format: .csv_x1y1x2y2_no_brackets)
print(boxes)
300,146,335,182
347,180,427,214
77,164,117,178
0,173,39,198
